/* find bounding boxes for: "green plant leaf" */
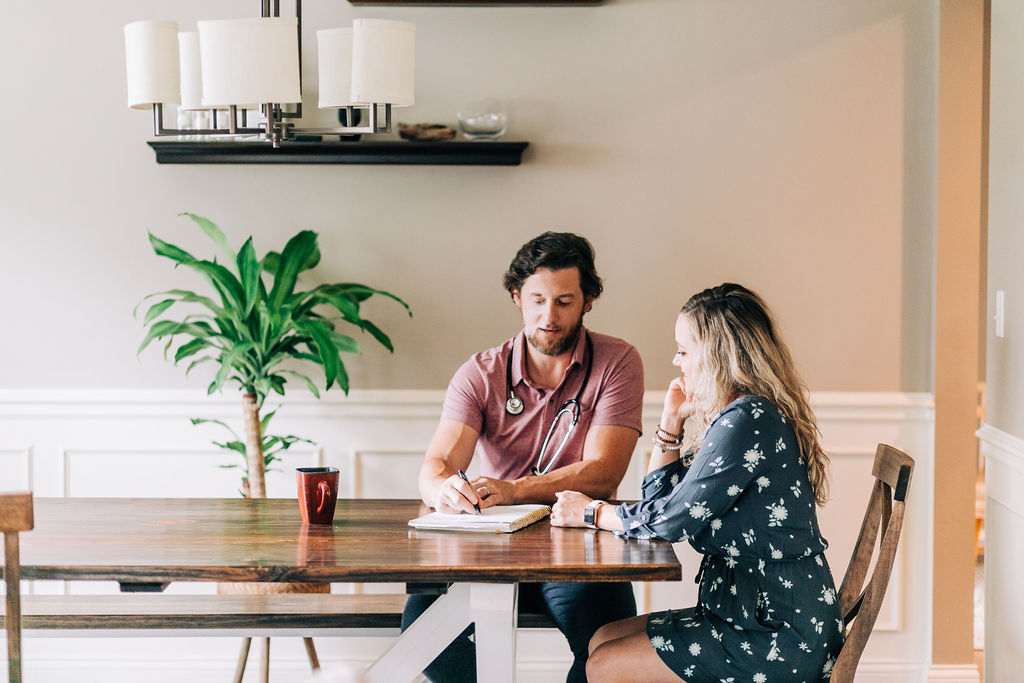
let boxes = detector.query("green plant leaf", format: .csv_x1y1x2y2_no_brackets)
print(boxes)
174,338,213,364
261,251,281,275
280,370,321,398
186,260,246,312
336,356,350,394
185,355,217,376
358,319,394,353
268,231,319,311
143,299,177,324
138,319,218,356
295,318,339,390
148,233,197,265
212,439,247,455
182,213,236,264
210,342,256,393
190,417,239,438
134,289,226,321
329,332,361,354
330,283,411,314
237,237,261,317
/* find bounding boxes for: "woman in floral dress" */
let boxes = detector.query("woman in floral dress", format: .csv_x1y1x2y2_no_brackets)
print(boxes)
552,283,844,682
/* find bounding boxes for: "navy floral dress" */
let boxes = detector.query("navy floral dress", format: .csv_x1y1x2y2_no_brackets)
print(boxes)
615,395,844,682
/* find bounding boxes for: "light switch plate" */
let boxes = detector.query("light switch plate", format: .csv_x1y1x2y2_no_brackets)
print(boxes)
995,290,1005,338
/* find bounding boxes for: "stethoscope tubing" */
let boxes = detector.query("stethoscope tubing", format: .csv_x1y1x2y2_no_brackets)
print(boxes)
505,331,594,475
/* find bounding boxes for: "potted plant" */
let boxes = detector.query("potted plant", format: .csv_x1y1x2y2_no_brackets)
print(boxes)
136,213,410,498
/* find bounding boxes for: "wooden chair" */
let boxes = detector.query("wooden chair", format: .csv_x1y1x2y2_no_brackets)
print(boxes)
830,444,914,683
1,492,33,683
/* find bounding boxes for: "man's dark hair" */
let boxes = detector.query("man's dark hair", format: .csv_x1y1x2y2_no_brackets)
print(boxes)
502,232,604,300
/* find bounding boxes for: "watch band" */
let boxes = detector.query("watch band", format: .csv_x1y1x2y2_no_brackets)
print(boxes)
584,500,606,528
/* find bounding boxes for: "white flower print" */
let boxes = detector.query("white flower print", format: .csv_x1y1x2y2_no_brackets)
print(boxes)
742,528,757,546
719,678,735,683
810,616,824,634
750,403,764,419
724,540,740,557
689,501,712,521
650,614,667,625
757,559,766,576
710,518,723,536
769,543,783,560
743,444,764,472
780,578,793,589
766,636,785,662
650,635,674,652
684,666,695,678
689,642,701,656
720,417,734,428
711,626,723,641
669,473,679,486
790,480,802,498
727,484,742,497
740,641,752,655
815,555,824,567
798,642,811,653
775,436,786,453
730,583,738,595
766,499,789,527
756,476,770,492
822,656,835,676
753,674,767,683
819,586,836,605
707,456,726,473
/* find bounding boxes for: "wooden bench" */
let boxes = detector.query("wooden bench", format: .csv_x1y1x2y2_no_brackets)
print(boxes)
1,593,558,637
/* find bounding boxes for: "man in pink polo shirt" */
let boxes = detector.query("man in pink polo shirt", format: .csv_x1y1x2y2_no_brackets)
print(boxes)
402,232,644,683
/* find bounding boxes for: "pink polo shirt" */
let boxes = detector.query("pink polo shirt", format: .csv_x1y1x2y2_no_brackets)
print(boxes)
441,327,644,481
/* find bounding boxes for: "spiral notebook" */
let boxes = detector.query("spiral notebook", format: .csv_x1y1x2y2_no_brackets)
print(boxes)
408,504,551,533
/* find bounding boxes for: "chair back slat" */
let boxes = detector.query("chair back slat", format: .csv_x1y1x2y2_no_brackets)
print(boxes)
829,445,914,683
2,492,33,683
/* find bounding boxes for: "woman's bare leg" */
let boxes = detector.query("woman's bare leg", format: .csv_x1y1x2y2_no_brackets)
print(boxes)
588,614,649,655
586,630,683,683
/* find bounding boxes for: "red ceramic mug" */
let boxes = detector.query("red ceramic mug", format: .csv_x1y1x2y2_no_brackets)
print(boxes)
296,467,339,525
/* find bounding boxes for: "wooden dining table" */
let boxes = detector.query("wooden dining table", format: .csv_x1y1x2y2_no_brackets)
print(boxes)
17,497,682,682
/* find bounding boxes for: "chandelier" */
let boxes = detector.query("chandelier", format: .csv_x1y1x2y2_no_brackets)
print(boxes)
124,5,415,148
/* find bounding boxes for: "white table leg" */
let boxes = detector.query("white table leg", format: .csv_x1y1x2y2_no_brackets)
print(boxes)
470,583,518,683
365,582,518,683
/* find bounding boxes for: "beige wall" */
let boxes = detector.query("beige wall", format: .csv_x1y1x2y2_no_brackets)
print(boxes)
984,3,1024,678
0,1,937,395
988,0,1024,437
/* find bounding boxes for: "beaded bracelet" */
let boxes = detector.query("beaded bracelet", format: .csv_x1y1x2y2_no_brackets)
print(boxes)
655,424,683,441
652,435,683,452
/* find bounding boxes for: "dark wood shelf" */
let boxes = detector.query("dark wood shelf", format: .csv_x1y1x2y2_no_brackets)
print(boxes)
148,140,529,166
349,1,601,5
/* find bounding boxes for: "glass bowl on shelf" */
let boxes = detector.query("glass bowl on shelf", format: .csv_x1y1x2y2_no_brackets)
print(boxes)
456,99,508,141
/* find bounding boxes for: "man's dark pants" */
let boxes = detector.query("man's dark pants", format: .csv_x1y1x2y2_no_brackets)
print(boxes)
401,581,637,683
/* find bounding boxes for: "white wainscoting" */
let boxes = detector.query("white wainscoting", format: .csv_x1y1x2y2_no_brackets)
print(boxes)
0,389,934,682
977,423,1024,683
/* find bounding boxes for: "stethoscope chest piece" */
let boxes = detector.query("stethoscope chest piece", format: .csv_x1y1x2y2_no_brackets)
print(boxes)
505,396,524,415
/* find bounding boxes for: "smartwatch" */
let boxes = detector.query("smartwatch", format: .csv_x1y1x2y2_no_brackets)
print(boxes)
584,500,606,529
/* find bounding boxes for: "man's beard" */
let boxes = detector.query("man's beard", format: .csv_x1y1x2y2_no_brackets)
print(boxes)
526,317,583,357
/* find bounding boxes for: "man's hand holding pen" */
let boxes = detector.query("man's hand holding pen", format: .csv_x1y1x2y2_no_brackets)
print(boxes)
434,470,492,514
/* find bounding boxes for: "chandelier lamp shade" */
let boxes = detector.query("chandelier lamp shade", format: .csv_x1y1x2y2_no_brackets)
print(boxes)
123,9,415,147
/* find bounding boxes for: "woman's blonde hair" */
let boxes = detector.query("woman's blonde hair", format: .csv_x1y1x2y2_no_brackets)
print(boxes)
681,283,830,506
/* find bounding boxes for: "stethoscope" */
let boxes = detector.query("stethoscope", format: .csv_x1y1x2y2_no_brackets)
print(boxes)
505,332,594,475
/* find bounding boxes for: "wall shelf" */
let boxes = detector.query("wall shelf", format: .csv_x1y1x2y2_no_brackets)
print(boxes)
147,140,529,166
349,1,602,5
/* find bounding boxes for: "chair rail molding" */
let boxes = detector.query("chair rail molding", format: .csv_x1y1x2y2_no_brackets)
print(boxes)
977,422,1024,518
1,388,934,682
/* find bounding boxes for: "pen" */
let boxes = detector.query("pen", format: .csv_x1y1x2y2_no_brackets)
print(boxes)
457,469,481,514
